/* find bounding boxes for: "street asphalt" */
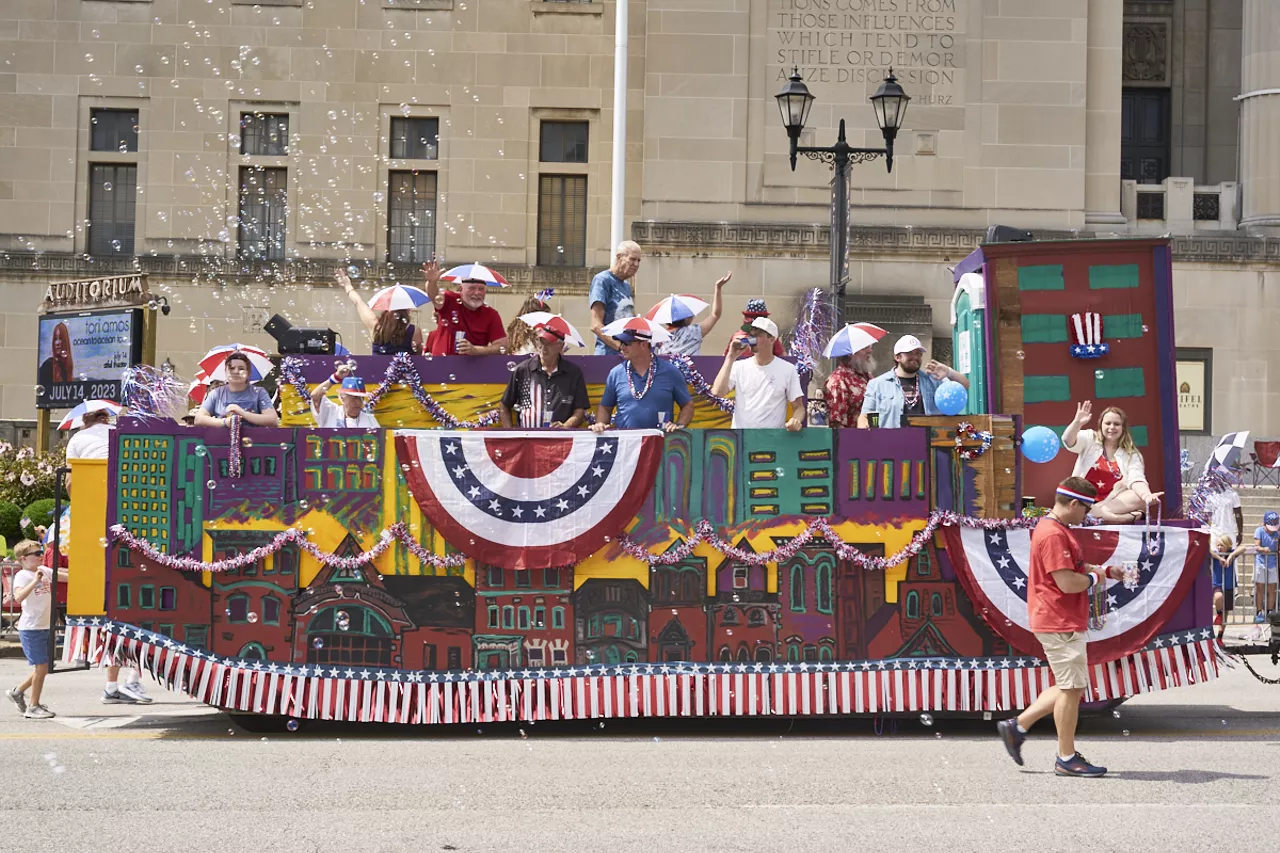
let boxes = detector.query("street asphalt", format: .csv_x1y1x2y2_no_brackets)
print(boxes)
0,656,1275,853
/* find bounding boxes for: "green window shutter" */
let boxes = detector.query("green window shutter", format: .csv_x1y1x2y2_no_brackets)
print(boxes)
1024,375,1072,403
1089,264,1140,289
1129,426,1148,447
1018,265,1065,291
1021,314,1069,344
1102,313,1144,339
1094,367,1145,398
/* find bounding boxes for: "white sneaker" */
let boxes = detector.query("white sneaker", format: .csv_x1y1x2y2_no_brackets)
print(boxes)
24,704,55,719
118,682,152,704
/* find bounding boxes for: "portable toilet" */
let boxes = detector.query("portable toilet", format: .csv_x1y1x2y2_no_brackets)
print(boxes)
950,271,988,414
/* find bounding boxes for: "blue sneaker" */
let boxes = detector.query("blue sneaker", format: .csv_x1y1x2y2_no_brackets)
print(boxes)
997,718,1025,766
1055,752,1107,777
1255,612,1267,624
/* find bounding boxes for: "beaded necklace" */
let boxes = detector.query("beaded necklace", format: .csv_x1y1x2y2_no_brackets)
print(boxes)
627,359,656,400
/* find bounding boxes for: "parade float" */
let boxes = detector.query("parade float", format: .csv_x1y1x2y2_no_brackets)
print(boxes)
58,237,1222,728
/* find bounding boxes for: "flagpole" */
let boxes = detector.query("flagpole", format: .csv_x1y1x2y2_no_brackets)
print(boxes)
610,0,628,251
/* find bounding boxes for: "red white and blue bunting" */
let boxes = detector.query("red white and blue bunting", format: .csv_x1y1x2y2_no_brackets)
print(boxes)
64,618,1227,725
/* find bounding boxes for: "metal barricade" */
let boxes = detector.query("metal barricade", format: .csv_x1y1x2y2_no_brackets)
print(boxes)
0,561,19,634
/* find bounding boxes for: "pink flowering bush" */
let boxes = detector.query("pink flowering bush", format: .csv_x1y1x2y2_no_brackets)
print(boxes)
0,441,65,507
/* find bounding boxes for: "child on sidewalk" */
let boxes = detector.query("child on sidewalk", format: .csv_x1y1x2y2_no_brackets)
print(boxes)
4,540,67,719
1210,533,1245,640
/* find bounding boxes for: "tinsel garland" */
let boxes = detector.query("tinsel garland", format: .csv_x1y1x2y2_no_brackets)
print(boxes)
616,511,1038,571
108,522,467,572
120,365,190,421
954,422,994,460
785,287,837,377
1184,464,1241,525
227,415,243,478
659,352,734,414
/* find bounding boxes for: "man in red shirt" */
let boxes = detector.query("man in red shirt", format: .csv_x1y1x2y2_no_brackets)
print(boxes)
423,259,508,356
997,476,1125,778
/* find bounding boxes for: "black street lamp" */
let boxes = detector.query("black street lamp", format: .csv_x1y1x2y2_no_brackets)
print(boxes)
776,67,910,300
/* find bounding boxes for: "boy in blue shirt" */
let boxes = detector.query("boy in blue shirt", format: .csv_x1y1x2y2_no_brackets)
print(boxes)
1253,511,1279,623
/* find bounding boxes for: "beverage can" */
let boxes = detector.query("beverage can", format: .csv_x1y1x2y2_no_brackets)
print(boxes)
867,412,880,429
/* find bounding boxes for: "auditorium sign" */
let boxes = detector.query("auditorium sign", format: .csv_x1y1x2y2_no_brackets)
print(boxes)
41,273,150,313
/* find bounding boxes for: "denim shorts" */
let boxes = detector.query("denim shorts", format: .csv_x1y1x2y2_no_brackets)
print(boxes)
19,630,50,667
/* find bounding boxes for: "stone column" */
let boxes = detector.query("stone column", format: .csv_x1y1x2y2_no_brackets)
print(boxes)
1240,0,1280,230
1084,0,1125,225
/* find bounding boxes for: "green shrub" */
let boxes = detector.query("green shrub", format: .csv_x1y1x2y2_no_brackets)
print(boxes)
21,498,60,540
0,500,21,547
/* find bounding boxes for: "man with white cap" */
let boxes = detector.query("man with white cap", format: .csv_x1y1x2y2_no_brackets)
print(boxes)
309,363,380,428
858,334,969,429
712,317,804,430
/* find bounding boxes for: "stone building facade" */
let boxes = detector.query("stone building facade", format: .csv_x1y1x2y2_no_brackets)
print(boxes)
0,0,1278,439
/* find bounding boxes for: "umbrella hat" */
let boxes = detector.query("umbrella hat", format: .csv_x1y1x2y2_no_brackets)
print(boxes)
822,322,889,359
368,284,431,312
645,294,710,326
600,316,672,344
440,263,509,288
58,399,121,430
518,311,586,348
200,344,275,382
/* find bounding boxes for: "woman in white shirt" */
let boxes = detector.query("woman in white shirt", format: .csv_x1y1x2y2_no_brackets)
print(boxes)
1061,400,1162,523
309,364,380,428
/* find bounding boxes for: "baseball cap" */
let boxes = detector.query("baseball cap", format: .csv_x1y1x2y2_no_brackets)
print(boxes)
893,334,925,355
535,324,565,343
340,376,370,397
613,329,652,345
750,317,780,338
1265,511,1279,530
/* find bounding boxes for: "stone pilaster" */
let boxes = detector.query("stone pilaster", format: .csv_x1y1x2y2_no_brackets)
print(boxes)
1240,0,1280,230
1085,0,1126,225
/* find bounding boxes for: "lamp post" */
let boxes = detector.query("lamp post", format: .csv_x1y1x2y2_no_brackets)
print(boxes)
775,68,910,301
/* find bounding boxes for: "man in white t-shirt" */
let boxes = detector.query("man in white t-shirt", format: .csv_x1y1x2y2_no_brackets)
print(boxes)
309,364,380,429
711,317,805,430
64,409,113,460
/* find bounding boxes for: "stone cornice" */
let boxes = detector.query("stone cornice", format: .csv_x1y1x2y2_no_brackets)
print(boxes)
0,254,599,292
631,221,1280,265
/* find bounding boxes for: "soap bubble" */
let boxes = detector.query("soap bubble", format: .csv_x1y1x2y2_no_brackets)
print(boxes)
241,436,253,448
1122,729,1130,737
1112,710,1121,719
312,637,324,649
207,479,217,489
1015,350,1025,360
334,584,344,597
1095,370,1105,379
34,385,45,396
919,713,934,726
286,719,300,732
506,362,517,372
247,612,258,623
195,445,208,457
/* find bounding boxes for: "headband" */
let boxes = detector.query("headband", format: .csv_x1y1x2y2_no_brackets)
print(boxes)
1056,487,1096,506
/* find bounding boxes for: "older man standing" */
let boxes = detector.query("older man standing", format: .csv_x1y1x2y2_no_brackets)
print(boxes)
858,335,969,428
423,259,508,356
592,326,693,432
589,241,641,355
712,318,804,431
499,320,590,429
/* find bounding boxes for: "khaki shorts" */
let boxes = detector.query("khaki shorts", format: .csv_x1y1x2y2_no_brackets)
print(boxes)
1036,631,1090,691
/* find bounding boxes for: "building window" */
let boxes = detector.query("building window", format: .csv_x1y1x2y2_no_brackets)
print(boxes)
732,567,749,589
240,112,289,156
789,565,805,612
91,109,138,153
931,592,943,617
816,564,832,613
534,606,546,628
116,549,132,568
238,166,287,260
539,121,588,164
389,116,439,160
487,566,504,588
544,568,560,589
551,647,567,665
722,607,739,626
387,171,437,263
227,594,249,623
116,584,131,609
906,590,919,619
537,175,587,267
88,164,137,255
747,608,766,627
263,596,281,625
158,623,174,638
447,647,462,669
487,605,499,629
183,625,208,650
502,606,515,629
552,607,564,629
515,569,531,588
139,585,155,609
159,587,177,611
518,607,530,630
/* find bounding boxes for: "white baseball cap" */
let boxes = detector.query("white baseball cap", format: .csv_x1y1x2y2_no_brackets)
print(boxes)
893,334,925,355
750,316,780,338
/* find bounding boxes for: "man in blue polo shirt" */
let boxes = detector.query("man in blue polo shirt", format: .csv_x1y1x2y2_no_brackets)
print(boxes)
593,326,694,432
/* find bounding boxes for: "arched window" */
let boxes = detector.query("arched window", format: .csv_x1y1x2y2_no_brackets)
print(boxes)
787,644,801,662
722,607,740,626
718,646,732,662
748,608,766,627
789,565,805,612
681,571,701,602
239,642,266,661
754,646,773,663
605,646,621,664
819,645,834,662
931,592,943,617
736,646,750,662
906,591,920,619
262,596,281,625
624,650,638,663
816,563,832,614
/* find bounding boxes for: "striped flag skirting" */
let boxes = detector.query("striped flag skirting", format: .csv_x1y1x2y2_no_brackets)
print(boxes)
63,619,1230,725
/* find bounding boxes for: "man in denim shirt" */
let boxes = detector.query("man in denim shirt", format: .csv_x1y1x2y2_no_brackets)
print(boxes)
858,335,969,428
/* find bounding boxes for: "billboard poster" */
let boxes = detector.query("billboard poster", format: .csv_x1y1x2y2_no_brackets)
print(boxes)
36,308,143,410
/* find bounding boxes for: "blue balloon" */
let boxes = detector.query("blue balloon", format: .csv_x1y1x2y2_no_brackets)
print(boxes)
1022,426,1061,464
934,379,968,416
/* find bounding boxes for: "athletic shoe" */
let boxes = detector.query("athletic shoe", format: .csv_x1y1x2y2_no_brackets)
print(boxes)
1256,612,1267,624
119,681,152,704
997,718,1026,766
23,704,55,719
1055,752,1107,777
6,687,27,714
102,689,138,705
